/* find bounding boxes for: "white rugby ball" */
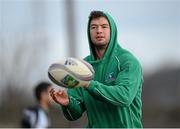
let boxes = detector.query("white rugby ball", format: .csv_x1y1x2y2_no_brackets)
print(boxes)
48,57,94,88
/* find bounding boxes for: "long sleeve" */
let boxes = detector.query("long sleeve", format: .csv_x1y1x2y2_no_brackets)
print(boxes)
61,88,86,121
86,59,143,107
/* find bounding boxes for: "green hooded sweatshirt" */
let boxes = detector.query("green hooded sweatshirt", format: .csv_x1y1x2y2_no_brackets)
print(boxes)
62,12,143,128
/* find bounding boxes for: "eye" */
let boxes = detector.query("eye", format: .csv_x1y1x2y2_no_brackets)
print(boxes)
102,25,109,29
90,26,97,30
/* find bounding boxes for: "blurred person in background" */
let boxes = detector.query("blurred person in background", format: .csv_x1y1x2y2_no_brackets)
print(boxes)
21,82,52,128
50,10,143,128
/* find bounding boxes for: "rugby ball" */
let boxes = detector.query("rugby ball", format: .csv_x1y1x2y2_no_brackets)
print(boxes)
48,57,94,88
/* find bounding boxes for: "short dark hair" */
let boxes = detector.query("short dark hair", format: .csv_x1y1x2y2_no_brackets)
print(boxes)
34,82,52,102
89,10,107,22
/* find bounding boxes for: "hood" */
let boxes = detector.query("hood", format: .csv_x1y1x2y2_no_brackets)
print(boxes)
87,11,119,62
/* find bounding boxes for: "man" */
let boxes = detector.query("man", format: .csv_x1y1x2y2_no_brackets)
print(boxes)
50,10,143,128
21,82,52,128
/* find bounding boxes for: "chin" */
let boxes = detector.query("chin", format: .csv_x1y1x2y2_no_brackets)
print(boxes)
95,41,106,45
97,43,107,47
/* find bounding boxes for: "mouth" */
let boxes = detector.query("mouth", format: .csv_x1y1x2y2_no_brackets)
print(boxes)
96,36,104,41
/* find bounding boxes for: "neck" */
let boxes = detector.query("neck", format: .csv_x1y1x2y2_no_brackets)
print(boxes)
94,46,107,60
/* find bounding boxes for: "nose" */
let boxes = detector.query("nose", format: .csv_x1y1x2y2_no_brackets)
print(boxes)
97,26,103,34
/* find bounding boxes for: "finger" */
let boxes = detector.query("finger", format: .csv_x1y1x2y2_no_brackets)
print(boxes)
57,90,63,95
52,95,58,103
50,93,55,99
51,89,59,97
49,88,54,93
58,89,63,94
52,91,59,97
52,92,59,100
49,88,55,95
51,91,59,100
50,90,55,97
62,90,67,96
49,87,54,92
53,94,63,104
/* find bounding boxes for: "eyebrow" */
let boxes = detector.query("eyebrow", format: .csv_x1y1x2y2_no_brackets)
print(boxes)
90,24,109,26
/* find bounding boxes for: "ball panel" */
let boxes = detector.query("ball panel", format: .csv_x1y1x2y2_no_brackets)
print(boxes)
48,57,94,88
62,58,93,76
48,70,80,88
60,74,80,88
80,59,95,74
49,62,93,81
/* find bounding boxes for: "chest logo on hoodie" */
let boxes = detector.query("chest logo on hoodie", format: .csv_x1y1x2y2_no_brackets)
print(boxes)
105,72,116,83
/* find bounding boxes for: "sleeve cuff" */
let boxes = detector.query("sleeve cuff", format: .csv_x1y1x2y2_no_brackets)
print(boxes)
62,96,74,110
87,80,97,92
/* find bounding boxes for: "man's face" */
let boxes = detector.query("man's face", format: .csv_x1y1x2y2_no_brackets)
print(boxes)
41,86,53,106
90,17,110,48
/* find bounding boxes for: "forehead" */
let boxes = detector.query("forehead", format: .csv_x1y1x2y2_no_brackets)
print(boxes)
90,17,109,26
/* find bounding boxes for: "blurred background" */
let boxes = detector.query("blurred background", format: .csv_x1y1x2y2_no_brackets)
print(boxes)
0,0,179,127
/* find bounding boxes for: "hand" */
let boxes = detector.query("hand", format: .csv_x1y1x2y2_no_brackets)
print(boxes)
82,81,90,89
49,88,69,106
